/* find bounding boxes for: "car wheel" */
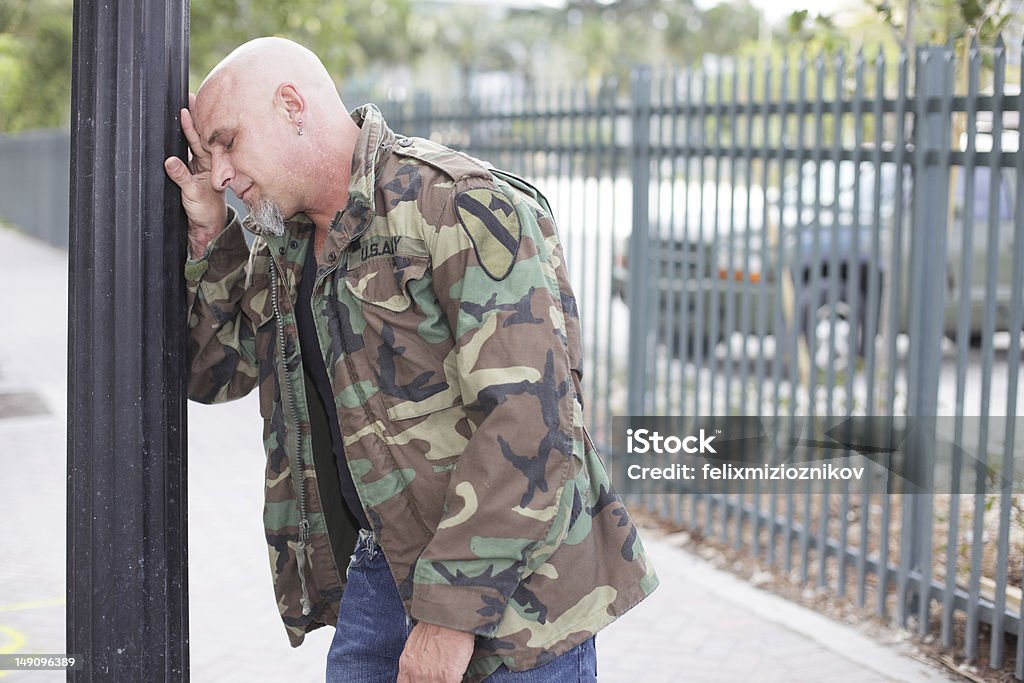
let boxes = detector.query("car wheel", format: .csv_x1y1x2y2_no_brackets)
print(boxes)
806,300,857,372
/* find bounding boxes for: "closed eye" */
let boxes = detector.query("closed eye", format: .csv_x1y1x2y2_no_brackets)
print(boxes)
225,137,235,151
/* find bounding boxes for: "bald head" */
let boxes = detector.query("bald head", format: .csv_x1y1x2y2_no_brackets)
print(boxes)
196,37,345,139
201,37,337,101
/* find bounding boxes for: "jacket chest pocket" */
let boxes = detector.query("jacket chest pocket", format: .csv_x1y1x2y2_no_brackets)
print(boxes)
343,254,460,421
345,254,426,313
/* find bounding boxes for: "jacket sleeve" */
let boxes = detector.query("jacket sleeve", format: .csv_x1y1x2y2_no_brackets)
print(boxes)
409,178,585,636
185,207,261,404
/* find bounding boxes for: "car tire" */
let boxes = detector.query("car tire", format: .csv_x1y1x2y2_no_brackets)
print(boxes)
799,280,874,373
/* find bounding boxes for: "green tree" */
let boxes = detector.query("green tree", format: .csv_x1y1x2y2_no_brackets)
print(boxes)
867,0,1015,49
663,0,764,64
406,5,545,96
781,0,1018,59
554,0,764,84
781,9,849,54
0,0,73,132
188,0,416,89
0,0,417,133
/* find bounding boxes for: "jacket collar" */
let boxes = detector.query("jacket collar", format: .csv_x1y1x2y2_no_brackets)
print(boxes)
241,104,396,249
332,104,396,249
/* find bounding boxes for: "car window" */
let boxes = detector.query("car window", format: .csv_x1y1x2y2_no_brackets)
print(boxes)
783,161,901,225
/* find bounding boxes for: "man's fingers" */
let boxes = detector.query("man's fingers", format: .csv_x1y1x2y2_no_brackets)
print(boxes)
179,107,210,170
180,108,204,151
180,107,197,141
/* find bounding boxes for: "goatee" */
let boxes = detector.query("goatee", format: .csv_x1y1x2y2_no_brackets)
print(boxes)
249,196,287,237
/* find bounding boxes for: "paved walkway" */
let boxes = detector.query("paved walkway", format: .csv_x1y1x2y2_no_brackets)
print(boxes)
0,224,956,682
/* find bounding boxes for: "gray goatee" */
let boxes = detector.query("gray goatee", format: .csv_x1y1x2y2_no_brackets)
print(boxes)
249,196,287,237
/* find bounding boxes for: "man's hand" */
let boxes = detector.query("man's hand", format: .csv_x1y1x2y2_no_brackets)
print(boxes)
397,622,475,683
164,93,228,258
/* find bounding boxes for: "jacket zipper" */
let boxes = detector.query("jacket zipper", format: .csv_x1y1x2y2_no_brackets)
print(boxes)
259,134,390,614
270,258,313,616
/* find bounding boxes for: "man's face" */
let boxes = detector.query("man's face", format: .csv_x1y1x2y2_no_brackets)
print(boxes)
192,80,298,222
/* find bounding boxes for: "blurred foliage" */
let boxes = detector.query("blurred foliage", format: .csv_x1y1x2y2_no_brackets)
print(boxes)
0,0,766,133
0,0,417,133
866,0,1015,46
0,0,1018,133
783,0,1018,57
405,6,546,92
0,0,73,132
781,10,847,55
556,0,763,86
188,0,415,90
770,0,1021,107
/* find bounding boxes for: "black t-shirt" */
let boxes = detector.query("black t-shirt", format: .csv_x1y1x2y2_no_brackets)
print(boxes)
295,242,371,531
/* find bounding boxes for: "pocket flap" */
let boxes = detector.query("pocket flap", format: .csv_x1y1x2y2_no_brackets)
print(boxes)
345,255,429,312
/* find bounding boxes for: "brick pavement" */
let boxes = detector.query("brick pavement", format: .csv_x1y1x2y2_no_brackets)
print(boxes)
0,224,956,682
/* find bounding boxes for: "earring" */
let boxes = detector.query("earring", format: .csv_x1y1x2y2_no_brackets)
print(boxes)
297,119,304,136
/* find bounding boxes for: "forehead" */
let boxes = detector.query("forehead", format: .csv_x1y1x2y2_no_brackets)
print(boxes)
194,79,243,146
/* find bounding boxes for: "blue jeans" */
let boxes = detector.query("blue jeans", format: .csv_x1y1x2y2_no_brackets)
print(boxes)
326,530,597,682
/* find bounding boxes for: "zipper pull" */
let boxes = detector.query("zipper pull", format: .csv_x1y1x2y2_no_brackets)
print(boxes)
295,539,313,616
299,519,311,542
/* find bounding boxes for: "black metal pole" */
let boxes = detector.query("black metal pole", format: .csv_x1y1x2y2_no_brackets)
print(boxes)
67,1,190,680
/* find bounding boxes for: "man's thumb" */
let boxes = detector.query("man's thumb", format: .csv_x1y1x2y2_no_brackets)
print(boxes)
164,157,189,186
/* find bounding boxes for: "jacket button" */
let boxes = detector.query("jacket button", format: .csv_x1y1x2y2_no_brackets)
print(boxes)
399,137,413,147
328,252,337,262
278,246,286,255
290,240,298,249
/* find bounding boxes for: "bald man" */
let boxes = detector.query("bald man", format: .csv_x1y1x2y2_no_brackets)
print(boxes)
166,37,657,683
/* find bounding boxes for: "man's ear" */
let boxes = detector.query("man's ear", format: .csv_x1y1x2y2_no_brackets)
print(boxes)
276,83,305,123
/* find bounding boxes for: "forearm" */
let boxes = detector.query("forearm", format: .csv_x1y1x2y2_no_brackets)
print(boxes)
185,208,261,403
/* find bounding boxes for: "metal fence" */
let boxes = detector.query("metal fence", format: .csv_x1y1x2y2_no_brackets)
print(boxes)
373,42,1024,675
0,129,70,248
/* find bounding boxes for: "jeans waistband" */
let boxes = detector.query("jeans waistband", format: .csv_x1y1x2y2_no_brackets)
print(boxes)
353,528,380,559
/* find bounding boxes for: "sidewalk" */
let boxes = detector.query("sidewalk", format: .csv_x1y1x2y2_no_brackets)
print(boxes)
0,223,956,682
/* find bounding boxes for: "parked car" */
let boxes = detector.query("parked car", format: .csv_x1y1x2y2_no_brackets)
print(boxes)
780,158,1018,368
611,181,776,359
614,153,1019,369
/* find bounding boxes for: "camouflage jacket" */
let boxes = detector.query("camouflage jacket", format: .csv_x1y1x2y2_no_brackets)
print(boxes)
185,105,658,679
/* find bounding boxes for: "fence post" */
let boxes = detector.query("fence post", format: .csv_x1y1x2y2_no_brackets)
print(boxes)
67,0,190,679
900,45,951,631
626,67,652,417
413,92,434,141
